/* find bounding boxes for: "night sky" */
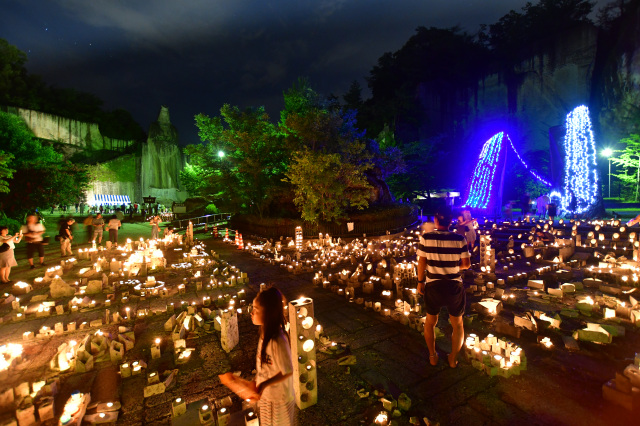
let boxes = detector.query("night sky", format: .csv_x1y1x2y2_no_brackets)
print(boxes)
2,0,609,145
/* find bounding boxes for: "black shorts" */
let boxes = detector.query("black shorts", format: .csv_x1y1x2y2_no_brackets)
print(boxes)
423,280,466,317
26,242,45,259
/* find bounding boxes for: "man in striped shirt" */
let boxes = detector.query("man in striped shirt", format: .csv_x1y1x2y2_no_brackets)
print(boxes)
417,207,470,368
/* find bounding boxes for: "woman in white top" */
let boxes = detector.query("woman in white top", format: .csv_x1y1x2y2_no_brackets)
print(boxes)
0,226,22,283
250,287,296,426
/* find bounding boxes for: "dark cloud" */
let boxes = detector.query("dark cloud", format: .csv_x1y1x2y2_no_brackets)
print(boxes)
1,0,611,144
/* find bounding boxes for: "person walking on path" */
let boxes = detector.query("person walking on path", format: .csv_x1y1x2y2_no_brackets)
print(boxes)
58,218,74,256
83,214,94,244
416,207,471,368
150,215,161,240
92,213,105,245
22,214,46,269
0,226,22,283
249,287,295,426
108,215,121,245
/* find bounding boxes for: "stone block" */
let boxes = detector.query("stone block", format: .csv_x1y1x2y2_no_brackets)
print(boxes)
86,280,103,295
143,382,166,398
220,310,238,353
37,397,54,421
527,279,544,290
49,277,75,299
15,404,35,426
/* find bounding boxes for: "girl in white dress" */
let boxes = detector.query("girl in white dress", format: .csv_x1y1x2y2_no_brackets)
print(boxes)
250,287,296,426
0,226,22,283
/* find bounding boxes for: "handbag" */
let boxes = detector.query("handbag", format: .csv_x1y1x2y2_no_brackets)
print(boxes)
0,243,9,253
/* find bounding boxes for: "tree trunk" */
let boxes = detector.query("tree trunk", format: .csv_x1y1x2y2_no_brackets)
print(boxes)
635,155,640,203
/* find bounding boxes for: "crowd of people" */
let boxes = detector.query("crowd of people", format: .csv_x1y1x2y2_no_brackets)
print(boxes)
517,193,558,220
0,212,167,285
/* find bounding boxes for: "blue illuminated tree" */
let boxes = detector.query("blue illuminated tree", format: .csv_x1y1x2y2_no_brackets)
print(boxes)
464,132,504,209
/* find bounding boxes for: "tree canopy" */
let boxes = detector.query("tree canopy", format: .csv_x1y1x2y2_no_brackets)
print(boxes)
0,111,90,218
185,80,383,223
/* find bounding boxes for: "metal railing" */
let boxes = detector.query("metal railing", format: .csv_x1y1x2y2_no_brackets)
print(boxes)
171,213,232,230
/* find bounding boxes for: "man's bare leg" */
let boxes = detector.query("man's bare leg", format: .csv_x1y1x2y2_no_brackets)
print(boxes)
423,313,439,365
448,314,464,368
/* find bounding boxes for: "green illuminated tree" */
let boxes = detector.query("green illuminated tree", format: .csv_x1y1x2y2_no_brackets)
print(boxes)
285,148,371,223
611,134,640,201
186,105,288,217
280,80,374,222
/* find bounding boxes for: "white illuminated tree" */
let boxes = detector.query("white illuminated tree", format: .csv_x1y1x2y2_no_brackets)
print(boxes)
562,105,599,214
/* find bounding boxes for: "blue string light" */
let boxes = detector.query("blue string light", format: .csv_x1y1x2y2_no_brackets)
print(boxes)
505,135,552,187
464,132,551,209
464,132,504,209
561,105,598,214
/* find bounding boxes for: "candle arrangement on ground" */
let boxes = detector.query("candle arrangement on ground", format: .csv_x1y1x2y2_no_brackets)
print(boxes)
241,217,640,405
0,230,259,425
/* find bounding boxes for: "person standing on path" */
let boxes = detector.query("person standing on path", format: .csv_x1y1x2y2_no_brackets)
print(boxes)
22,214,46,269
58,218,74,256
83,214,93,244
108,215,121,245
521,194,531,219
0,226,22,283
92,213,105,245
150,215,160,240
249,287,295,426
416,207,470,368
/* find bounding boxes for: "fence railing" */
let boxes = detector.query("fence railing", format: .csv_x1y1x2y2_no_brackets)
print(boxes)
230,215,419,239
171,213,232,230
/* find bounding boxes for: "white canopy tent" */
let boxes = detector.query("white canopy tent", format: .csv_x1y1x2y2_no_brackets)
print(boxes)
90,194,131,206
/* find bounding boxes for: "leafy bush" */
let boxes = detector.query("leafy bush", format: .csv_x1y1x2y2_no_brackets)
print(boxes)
205,203,219,214
0,212,22,233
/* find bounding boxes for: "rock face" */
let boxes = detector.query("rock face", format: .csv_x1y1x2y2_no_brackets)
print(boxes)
469,24,598,152
596,3,640,143
140,107,188,204
4,104,189,206
406,10,640,208
412,23,599,157
0,106,136,151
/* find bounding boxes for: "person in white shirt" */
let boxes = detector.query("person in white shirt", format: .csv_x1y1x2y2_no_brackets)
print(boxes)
249,287,295,426
150,216,161,239
21,214,46,269
107,215,122,245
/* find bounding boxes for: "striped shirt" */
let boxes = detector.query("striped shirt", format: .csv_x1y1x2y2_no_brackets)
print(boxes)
417,230,469,283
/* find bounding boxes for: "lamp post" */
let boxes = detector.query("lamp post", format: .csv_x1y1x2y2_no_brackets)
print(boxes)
602,148,613,199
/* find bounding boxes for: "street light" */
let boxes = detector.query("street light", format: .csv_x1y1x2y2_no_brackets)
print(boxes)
218,151,225,159
602,148,613,198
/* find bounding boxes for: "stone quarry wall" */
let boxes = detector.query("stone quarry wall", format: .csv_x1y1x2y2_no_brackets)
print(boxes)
2,105,188,205
596,1,640,143
140,107,188,205
463,23,599,152
1,106,137,151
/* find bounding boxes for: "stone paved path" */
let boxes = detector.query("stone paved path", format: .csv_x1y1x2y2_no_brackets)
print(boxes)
2,231,638,425
206,237,639,426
